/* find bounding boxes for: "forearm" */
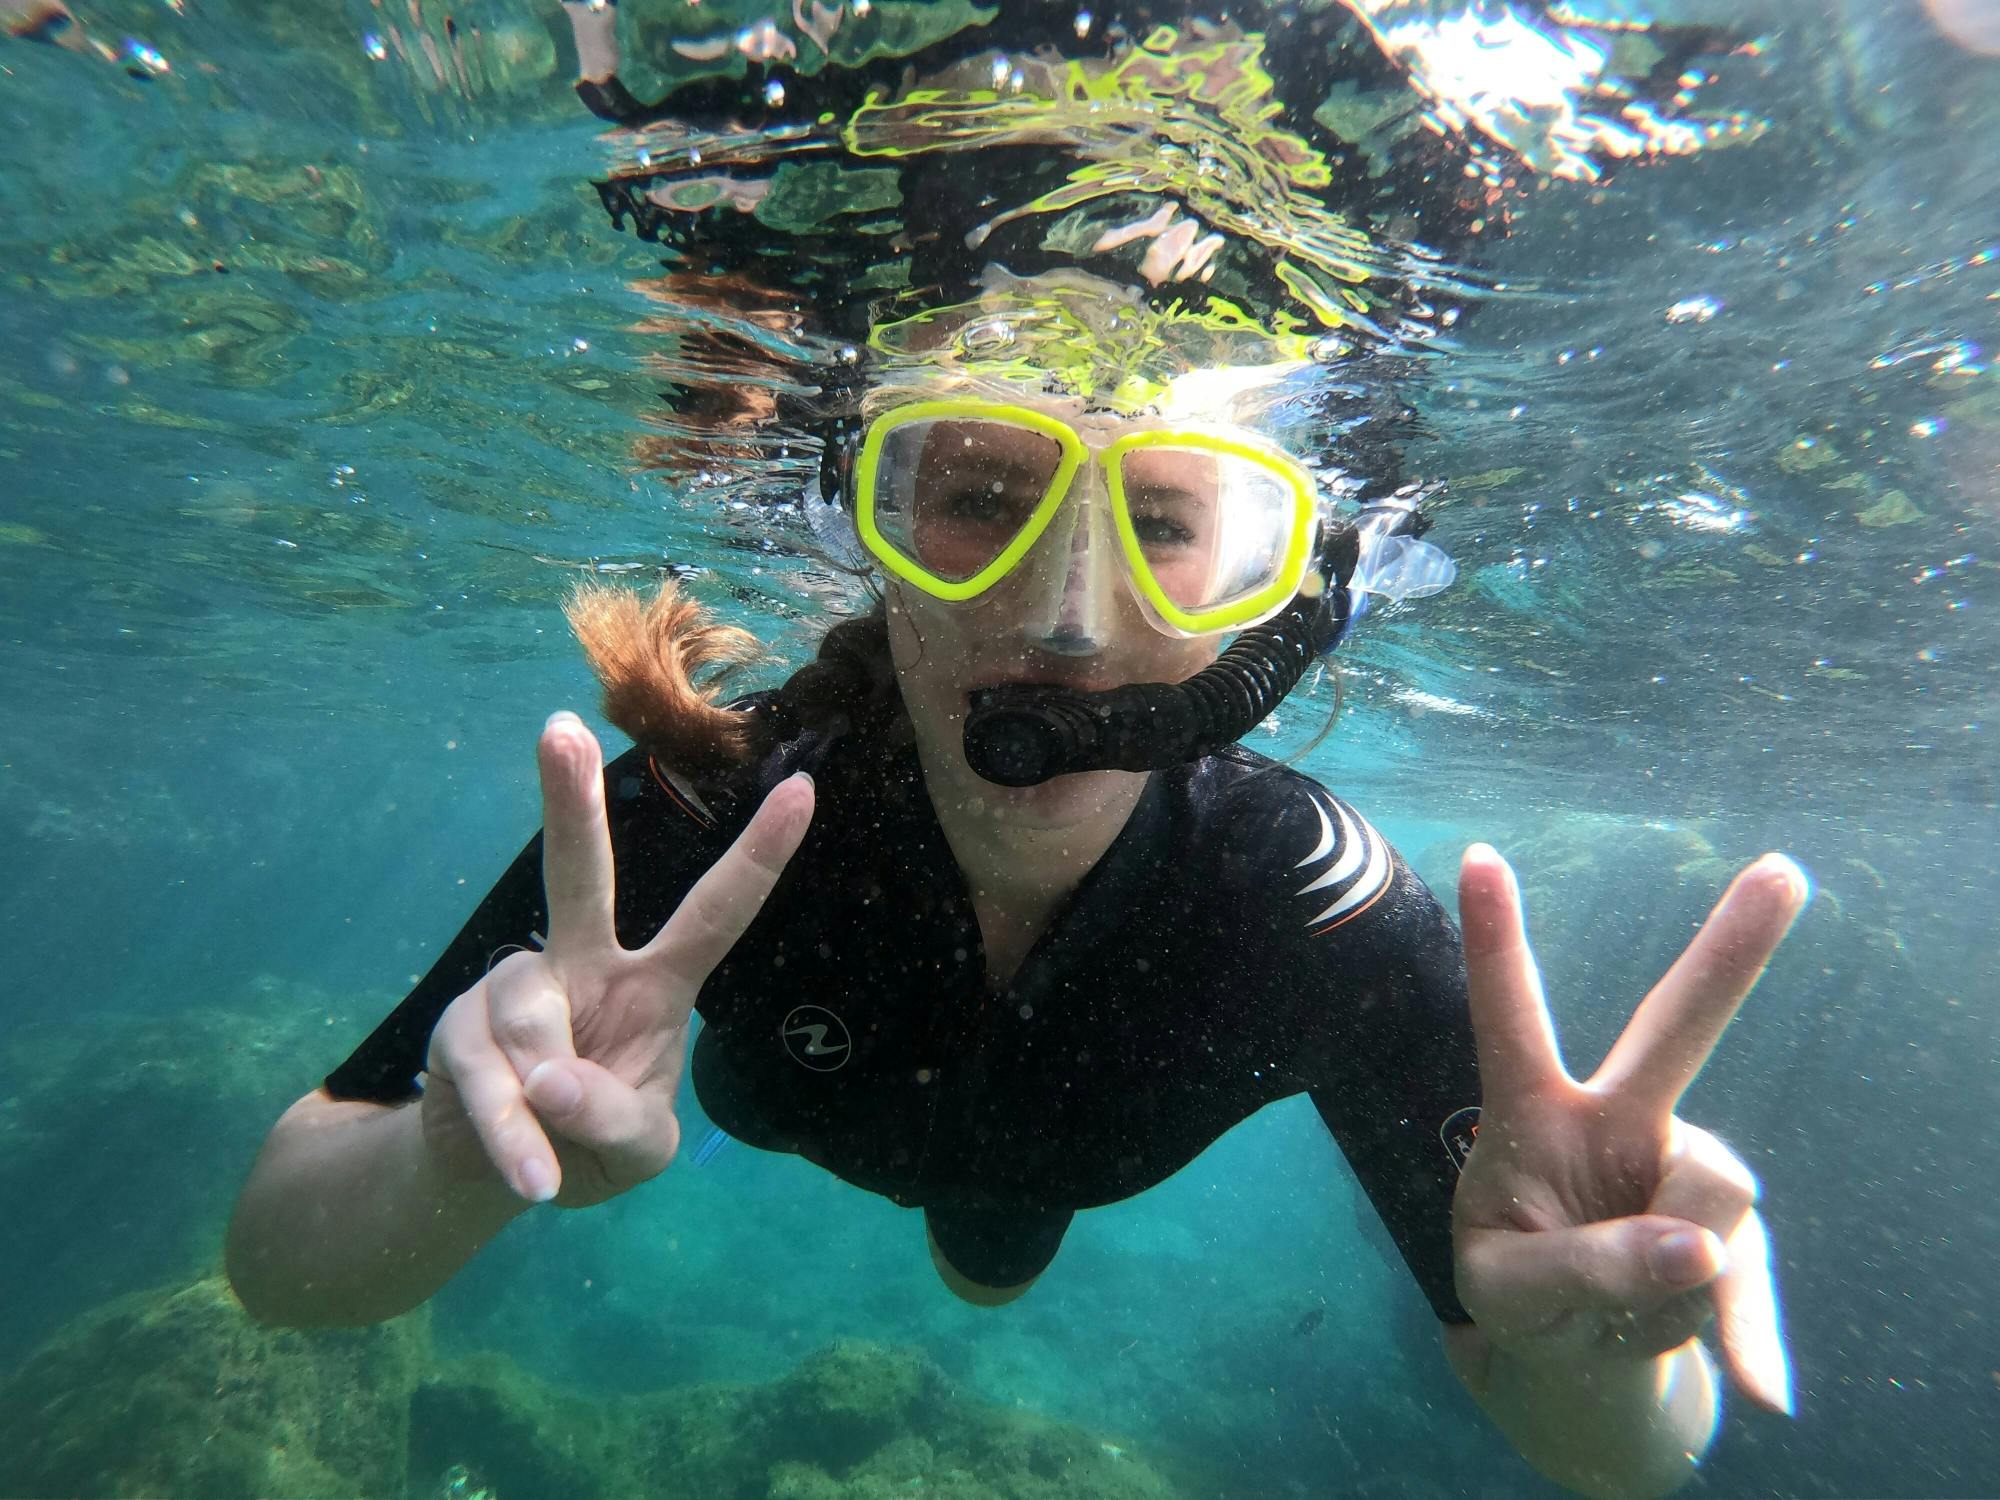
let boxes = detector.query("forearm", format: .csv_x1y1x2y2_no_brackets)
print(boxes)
1444,1323,1719,1500
226,1088,529,1328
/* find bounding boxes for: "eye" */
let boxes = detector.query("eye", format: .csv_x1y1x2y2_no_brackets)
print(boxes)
1127,485,1205,548
932,469,1042,525
1132,514,1196,546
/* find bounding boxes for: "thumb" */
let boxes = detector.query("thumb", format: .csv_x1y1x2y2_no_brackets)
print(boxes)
523,1058,677,1184
1460,1215,1727,1331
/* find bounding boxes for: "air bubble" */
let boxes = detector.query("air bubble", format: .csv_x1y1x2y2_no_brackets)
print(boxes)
960,317,1016,353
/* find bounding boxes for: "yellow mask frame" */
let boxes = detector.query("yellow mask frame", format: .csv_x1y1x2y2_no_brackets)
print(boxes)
850,398,1320,637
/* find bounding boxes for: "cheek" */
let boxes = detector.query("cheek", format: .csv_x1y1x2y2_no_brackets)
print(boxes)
889,586,1022,668
1155,635,1224,683
888,581,1224,687
885,588,982,696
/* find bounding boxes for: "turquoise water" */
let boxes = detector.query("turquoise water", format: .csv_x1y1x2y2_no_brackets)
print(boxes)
2,2,1996,1497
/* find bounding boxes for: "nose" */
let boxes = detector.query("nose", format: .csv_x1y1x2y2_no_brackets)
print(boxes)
1039,525,1105,656
1016,486,1121,657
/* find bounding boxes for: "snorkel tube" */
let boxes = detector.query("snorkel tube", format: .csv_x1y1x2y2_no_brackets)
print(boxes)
962,502,1447,787
961,550,1353,787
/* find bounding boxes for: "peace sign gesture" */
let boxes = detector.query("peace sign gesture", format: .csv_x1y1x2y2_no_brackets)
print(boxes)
423,712,815,1210
1449,843,1808,1417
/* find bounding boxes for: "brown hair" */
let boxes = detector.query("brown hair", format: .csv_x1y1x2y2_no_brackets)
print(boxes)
564,578,896,774
625,270,813,486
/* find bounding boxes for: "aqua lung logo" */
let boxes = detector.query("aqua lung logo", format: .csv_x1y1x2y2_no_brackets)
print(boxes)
781,1005,851,1072
1440,1106,1481,1173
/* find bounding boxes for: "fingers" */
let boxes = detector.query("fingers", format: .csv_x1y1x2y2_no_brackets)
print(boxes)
484,948,579,1098
1646,1122,1790,1413
433,967,678,1204
524,1057,680,1187
539,711,619,955
1594,852,1809,1114
1458,844,1569,1106
1647,1120,1760,1237
643,771,816,984
1461,1125,1788,1401
432,982,560,1203
1712,1208,1793,1414
1458,1214,1726,1343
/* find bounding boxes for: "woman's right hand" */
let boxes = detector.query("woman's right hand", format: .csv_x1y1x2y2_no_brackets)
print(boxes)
422,710,814,1209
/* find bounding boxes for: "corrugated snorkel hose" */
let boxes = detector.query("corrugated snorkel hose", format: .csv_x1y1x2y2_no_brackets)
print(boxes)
961,557,1353,787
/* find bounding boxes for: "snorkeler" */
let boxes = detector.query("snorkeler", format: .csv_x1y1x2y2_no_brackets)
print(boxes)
229,6,1803,1496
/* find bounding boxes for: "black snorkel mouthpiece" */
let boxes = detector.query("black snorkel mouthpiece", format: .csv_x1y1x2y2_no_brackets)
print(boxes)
963,528,1360,787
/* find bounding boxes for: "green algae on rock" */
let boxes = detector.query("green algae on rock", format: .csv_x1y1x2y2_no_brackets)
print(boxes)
1,1276,1186,1500
411,1336,1181,1500
0,1276,425,1500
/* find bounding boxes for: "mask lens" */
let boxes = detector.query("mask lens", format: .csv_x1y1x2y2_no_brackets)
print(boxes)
1118,444,1301,614
870,418,1064,585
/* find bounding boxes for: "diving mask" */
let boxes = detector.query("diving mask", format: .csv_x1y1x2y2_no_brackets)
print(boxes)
846,399,1322,640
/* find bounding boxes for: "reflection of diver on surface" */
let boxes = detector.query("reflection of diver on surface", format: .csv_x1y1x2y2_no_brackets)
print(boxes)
2,0,143,71
229,7,1807,1496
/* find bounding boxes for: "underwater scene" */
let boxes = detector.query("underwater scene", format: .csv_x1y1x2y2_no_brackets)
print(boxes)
1,1,1995,1497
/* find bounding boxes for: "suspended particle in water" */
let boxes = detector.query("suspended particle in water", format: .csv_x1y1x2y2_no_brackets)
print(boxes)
364,32,387,60
122,36,168,76
764,76,786,108
1075,10,1094,39
1664,295,1722,324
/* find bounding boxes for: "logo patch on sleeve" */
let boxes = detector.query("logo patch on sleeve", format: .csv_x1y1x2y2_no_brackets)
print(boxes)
1439,1106,1481,1173
781,1004,852,1072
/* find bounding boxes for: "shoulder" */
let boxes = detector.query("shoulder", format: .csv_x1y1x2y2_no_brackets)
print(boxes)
1186,745,1450,953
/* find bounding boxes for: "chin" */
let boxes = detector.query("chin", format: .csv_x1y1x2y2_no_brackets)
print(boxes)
975,771,1113,827
922,713,1120,828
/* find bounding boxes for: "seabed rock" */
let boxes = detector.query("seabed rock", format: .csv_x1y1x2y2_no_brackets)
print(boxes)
0,1280,1182,1500
0,1276,424,1499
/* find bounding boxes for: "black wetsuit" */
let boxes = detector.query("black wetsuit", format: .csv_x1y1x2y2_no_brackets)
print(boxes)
326,700,1482,1321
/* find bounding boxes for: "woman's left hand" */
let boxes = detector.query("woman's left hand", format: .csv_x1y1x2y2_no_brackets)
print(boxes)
1449,843,1808,1414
